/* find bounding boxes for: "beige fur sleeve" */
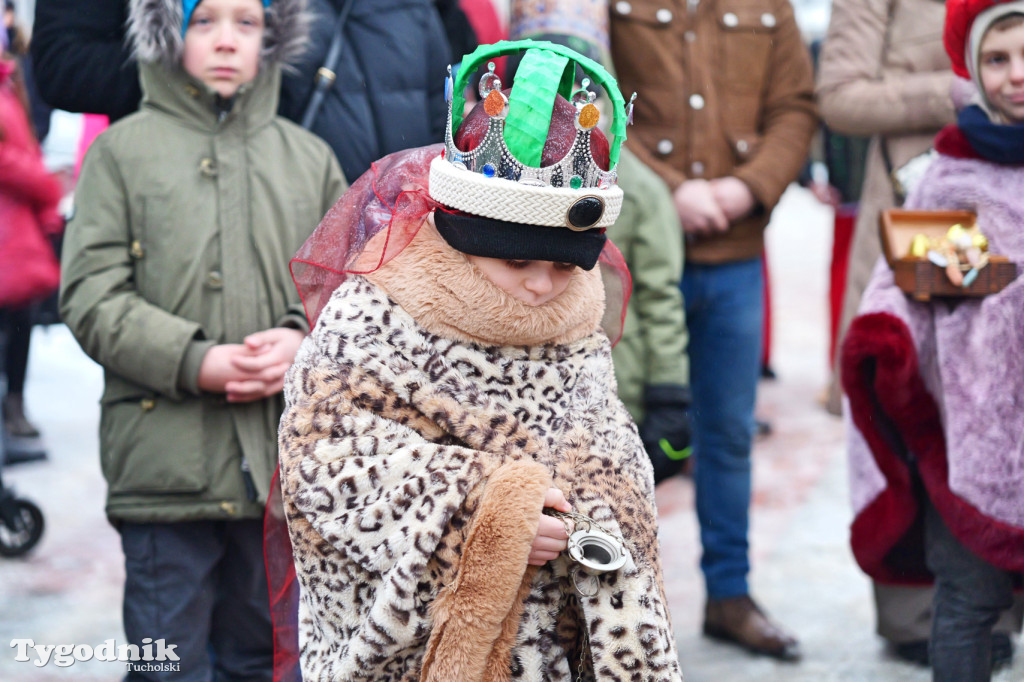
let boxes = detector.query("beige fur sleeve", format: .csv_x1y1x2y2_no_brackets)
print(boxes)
420,460,552,682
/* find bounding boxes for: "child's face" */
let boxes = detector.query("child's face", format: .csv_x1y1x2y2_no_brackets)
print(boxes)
979,23,1024,124
467,255,577,306
182,0,264,98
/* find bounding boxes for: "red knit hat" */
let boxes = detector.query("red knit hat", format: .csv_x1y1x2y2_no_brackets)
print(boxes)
945,0,1024,79
944,0,996,79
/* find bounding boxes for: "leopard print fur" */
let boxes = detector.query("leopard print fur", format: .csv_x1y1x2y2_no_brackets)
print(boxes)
279,276,683,681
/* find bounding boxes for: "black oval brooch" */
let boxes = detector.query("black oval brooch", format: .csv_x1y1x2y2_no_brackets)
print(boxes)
566,195,605,231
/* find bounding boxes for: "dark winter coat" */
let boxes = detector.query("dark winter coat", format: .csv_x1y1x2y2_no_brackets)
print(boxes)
31,0,141,121
277,0,451,181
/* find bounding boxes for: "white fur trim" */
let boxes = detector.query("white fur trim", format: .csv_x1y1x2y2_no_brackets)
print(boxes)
428,155,623,229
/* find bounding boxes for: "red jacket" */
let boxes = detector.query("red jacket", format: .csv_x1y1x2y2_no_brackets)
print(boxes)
0,58,63,308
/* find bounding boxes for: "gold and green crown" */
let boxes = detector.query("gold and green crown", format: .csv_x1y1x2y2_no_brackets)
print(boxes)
428,40,635,231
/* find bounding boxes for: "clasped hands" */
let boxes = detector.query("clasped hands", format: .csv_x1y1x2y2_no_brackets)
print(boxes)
197,327,305,402
673,176,756,236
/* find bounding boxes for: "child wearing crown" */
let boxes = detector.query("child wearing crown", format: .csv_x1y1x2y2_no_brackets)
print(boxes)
274,41,683,681
842,1,1024,679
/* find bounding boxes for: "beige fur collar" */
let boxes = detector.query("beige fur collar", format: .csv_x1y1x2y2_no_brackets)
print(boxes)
362,220,604,347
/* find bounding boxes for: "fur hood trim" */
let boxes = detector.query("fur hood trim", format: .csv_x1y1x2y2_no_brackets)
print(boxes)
128,0,309,68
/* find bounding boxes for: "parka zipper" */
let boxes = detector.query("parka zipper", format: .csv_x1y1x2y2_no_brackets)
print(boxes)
241,457,258,502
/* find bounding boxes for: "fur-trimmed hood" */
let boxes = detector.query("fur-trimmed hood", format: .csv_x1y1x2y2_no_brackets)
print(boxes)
128,0,308,68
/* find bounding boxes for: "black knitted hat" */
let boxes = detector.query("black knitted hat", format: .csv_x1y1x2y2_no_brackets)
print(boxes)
434,210,607,270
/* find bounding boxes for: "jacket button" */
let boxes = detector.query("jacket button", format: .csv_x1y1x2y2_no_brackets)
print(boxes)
199,157,218,177
615,1,632,14
207,270,224,289
689,94,705,110
657,139,674,155
761,12,777,27
656,8,673,22
220,501,237,515
736,140,750,153
185,84,201,99
129,240,144,259
685,30,697,42
723,12,739,26
140,398,156,412
691,161,705,176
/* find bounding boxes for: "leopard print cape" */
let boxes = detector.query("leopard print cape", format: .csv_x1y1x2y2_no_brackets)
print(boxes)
279,276,683,681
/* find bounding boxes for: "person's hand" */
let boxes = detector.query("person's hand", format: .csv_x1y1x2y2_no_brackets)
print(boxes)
709,176,757,222
639,384,693,485
197,344,257,394
225,327,306,402
809,181,842,207
674,179,729,236
528,488,572,566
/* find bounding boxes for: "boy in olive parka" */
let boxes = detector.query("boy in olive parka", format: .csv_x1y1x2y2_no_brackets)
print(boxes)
59,0,345,677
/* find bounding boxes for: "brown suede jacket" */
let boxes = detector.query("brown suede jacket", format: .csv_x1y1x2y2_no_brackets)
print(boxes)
610,0,818,263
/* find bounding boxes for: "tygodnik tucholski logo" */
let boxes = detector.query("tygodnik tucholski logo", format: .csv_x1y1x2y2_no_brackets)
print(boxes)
10,638,181,672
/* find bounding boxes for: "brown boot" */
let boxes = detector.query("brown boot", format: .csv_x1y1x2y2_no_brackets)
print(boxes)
703,595,801,661
3,394,41,438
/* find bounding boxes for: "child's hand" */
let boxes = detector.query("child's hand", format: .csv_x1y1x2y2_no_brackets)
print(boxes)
224,327,306,402
197,344,260,393
528,488,572,566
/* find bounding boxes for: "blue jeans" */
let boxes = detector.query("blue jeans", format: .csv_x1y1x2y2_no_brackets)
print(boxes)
924,497,1014,682
681,258,763,600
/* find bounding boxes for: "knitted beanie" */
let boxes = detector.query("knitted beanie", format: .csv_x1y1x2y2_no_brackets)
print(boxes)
181,0,272,37
945,0,1024,79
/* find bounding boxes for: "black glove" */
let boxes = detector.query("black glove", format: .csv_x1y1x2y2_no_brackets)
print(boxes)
639,384,693,485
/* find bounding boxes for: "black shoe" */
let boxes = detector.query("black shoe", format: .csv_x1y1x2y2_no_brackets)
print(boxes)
760,364,778,380
892,640,929,667
992,632,1014,670
891,634,1014,669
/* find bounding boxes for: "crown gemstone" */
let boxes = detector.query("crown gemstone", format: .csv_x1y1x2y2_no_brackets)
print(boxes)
567,196,605,229
479,62,501,98
484,89,505,117
482,163,496,177
579,103,600,129
569,175,583,190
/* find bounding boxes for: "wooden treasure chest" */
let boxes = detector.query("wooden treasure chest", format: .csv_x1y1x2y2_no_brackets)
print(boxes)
879,209,1018,301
